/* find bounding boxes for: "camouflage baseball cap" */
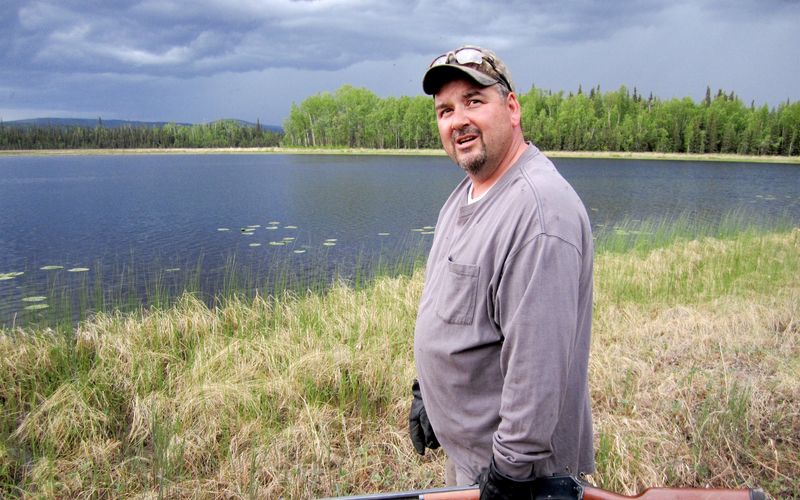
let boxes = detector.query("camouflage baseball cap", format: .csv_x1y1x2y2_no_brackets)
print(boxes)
422,45,515,95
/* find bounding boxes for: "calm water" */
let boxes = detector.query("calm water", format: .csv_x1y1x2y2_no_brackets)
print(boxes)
1,153,798,325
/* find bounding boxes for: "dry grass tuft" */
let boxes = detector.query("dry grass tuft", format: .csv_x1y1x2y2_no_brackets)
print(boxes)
591,289,799,496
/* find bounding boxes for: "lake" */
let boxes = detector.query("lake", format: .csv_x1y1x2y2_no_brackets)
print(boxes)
1,153,798,326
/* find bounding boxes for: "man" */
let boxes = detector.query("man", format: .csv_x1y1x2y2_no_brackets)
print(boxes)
409,46,595,498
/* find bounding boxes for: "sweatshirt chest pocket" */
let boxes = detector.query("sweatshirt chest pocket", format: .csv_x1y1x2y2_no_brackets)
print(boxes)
435,259,480,325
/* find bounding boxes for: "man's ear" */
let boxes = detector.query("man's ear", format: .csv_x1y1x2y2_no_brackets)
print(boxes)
507,92,522,127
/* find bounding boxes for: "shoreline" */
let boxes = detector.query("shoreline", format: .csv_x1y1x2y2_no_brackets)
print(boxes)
0,147,798,164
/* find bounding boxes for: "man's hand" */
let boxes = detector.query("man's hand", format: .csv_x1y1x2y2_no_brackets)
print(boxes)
409,379,440,455
478,458,536,500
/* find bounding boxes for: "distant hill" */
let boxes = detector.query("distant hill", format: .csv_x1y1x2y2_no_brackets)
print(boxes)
2,117,282,133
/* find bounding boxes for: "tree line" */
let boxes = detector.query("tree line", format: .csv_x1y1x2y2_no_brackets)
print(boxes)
3,86,798,155
0,119,283,150
283,85,800,156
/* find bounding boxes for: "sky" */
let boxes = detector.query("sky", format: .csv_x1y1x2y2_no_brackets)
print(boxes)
2,0,799,127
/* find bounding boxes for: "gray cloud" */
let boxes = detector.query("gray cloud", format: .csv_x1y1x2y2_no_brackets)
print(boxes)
10,0,787,78
1,0,797,123
6,0,429,76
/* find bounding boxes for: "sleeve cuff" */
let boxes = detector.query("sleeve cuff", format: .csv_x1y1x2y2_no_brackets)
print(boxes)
492,449,535,479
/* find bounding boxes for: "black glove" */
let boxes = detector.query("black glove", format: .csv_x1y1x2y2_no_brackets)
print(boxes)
408,379,440,455
478,458,536,500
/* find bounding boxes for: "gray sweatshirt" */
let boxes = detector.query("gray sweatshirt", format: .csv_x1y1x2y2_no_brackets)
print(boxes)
414,144,594,484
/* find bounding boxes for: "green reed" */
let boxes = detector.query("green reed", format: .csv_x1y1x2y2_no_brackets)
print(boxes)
0,212,792,331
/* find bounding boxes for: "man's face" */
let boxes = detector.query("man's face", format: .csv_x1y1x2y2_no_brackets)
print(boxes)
434,78,517,178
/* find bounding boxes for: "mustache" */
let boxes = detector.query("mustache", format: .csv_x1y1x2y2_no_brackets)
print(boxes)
452,126,481,142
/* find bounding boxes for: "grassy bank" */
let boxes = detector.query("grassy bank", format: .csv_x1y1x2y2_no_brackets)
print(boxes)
1,228,798,498
1,147,799,164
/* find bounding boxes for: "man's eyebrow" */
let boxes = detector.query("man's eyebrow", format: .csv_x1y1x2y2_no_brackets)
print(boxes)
435,89,488,110
434,99,453,111
463,89,485,99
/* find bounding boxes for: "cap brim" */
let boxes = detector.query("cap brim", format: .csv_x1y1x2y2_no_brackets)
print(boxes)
422,64,499,95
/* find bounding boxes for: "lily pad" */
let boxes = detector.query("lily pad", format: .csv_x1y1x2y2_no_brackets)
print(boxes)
421,231,435,235
0,271,24,281
247,224,261,228
67,267,90,272
217,228,230,231
293,249,306,254
269,241,286,246
284,225,298,229
165,268,181,272
378,232,390,236
268,221,280,225
323,242,336,247
324,238,338,242
249,243,262,247
22,296,47,302
40,265,64,271
24,304,49,311
266,226,278,230
282,237,296,241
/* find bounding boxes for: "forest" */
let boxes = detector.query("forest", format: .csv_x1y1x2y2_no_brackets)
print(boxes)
0,119,283,150
282,85,800,155
3,85,799,155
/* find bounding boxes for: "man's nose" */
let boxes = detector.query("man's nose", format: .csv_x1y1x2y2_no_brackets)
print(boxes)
450,106,470,131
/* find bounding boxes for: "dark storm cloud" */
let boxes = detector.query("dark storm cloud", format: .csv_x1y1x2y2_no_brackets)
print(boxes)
1,0,797,122
8,0,781,78
5,0,432,77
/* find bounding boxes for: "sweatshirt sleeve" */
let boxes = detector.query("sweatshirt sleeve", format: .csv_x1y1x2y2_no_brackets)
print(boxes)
491,233,582,478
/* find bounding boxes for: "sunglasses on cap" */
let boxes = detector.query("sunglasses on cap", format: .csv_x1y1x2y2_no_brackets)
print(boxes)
428,47,513,92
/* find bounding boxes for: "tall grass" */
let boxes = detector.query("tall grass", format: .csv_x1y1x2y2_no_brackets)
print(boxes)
1,241,428,332
0,224,798,498
593,209,796,255
590,228,799,497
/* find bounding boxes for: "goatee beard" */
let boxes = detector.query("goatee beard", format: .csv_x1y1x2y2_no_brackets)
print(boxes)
453,127,487,175
457,146,488,175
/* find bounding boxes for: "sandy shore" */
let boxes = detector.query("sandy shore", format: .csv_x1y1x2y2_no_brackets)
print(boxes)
1,147,798,163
